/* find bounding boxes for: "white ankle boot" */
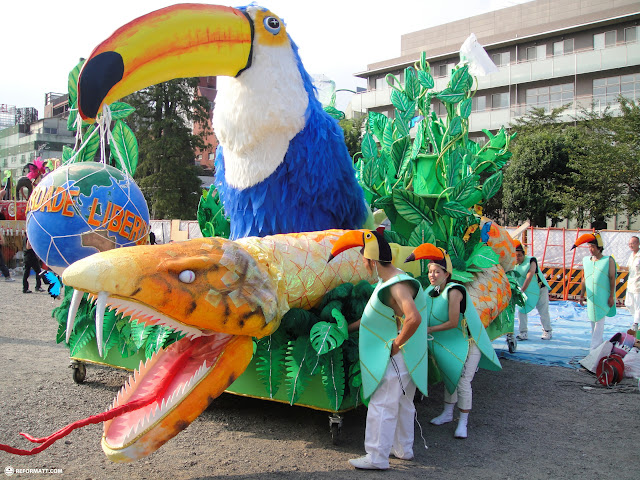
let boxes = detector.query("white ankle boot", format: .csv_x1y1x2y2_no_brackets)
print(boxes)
455,412,469,438
431,403,455,425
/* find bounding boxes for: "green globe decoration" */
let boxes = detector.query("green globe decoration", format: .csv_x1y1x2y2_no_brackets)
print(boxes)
26,162,150,275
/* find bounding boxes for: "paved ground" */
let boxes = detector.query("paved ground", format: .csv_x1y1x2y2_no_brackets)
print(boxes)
0,275,639,480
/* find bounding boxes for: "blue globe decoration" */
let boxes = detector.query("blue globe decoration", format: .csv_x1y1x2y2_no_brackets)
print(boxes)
26,162,150,275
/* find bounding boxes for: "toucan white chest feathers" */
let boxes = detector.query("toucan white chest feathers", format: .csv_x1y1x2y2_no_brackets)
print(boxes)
212,7,308,190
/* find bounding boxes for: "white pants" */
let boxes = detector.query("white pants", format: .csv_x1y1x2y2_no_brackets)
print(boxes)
444,342,481,411
364,353,417,468
518,287,552,334
625,292,640,326
590,318,606,350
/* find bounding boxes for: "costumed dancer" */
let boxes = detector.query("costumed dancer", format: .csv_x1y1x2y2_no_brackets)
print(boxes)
513,240,553,340
405,244,501,439
624,235,640,332
572,233,616,350
22,238,43,294
328,230,429,470
0,231,15,282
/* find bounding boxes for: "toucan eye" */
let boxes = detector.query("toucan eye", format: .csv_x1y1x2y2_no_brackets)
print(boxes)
365,233,372,239
178,270,196,284
264,16,281,35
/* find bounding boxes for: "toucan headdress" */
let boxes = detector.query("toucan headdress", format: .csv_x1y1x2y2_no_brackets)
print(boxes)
404,243,452,274
327,230,392,263
571,232,603,250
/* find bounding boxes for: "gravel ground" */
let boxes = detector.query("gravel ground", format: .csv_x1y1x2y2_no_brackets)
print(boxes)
0,275,639,480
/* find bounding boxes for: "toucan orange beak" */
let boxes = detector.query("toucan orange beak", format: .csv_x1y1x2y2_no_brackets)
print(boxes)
405,243,443,263
77,4,253,121
327,230,365,262
571,233,598,250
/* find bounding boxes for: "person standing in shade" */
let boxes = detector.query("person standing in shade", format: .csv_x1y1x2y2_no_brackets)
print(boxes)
329,230,429,470
22,238,43,294
623,236,640,332
0,231,15,282
572,233,616,350
405,243,501,439
513,240,553,340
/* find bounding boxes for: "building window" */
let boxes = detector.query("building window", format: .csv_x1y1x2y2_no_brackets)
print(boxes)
375,76,386,90
472,95,486,112
436,64,448,78
491,92,509,110
594,30,616,50
208,153,215,161
594,74,640,105
525,45,546,61
624,26,638,43
553,39,574,56
490,51,510,67
526,83,574,111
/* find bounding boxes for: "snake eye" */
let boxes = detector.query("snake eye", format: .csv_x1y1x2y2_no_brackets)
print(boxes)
264,16,281,35
178,270,195,284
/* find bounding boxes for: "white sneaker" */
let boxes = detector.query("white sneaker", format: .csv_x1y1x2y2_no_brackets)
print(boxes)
391,449,414,461
516,332,528,341
541,330,552,340
4,277,15,282
348,456,387,470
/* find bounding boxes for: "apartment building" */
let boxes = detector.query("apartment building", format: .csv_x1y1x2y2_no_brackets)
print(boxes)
350,0,640,142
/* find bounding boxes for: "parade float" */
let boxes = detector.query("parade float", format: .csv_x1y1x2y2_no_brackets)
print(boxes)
0,3,523,462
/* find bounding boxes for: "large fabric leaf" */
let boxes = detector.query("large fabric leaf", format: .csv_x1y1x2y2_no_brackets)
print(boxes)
466,243,500,269
145,326,171,359
111,120,139,175
450,65,472,93
482,171,503,201
393,190,433,225
310,308,348,355
109,102,135,120
67,59,84,107
76,125,100,163
417,70,434,89
441,200,473,218
320,348,346,412
404,67,420,101
284,337,315,405
255,330,288,398
361,132,378,160
409,220,436,247
69,325,96,358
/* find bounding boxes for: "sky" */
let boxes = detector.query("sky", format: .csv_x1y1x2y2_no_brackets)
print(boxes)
1,0,532,114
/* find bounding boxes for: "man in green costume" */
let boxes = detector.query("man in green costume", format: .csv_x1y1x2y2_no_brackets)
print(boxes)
572,233,616,350
513,240,553,341
328,230,429,470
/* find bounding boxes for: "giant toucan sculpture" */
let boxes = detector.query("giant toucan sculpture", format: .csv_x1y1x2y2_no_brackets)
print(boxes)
77,3,369,239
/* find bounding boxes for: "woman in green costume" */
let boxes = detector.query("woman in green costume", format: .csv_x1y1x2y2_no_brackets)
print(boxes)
406,243,501,439
571,233,617,350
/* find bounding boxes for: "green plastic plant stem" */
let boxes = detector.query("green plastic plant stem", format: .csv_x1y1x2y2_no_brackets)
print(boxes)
386,74,404,93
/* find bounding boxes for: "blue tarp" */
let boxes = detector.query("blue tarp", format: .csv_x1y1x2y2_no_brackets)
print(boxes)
492,301,635,369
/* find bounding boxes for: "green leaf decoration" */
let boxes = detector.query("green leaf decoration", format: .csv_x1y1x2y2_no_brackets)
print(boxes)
110,102,136,120
369,112,388,142
323,105,345,120
284,337,315,405
404,67,420,101
69,325,96,358
459,98,472,119
452,269,475,283
451,174,480,203
382,121,394,155
67,59,84,108
130,321,151,350
441,200,473,218
77,125,100,163
391,136,410,173
383,229,407,246
410,120,425,160
450,65,472,93
62,145,74,163
56,321,66,344
408,219,436,247
437,88,466,104
102,310,120,356
310,308,348,355
145,326,171,359
67,105,78,132
466,243,500,269
448,236,466,260
417,70,434,89
393,116,410,138
449,116,462,136
320,348,346,412
391,89,415,114
111,120,139,175
255,330,288,398
393,190,433,225
482,171,503,201
361,132,378,160
197,184,231,239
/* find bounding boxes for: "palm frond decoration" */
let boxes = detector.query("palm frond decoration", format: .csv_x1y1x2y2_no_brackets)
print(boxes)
254,329,288,398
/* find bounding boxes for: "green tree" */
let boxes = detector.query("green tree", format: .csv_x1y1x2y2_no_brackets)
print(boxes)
339,115,366,161
124,78,212,220
503,107,574,227
612,97,640,228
